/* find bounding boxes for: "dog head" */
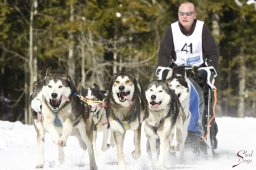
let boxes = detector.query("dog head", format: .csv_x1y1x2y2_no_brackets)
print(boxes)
80,84,107,118
167,77,189,99
41,67,72,112
110,73,137,106
166,66,189,99
145,80,172,111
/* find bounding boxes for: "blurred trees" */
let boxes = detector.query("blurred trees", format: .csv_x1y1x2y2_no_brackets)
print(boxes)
0,0,255,123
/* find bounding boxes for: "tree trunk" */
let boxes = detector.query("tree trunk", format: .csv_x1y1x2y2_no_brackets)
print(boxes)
68,4,75,84
25,0,37,124
237,50,246,117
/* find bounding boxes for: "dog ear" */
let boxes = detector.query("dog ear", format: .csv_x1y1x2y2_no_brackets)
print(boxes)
61,73,69,81
100,90,108,97
93,83,100,91
45,67,53,78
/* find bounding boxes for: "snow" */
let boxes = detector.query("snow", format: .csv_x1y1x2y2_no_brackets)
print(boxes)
0,117,256,170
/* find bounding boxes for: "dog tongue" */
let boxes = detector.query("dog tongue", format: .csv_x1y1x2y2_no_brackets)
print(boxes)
150,101,159,109
151,104,159,109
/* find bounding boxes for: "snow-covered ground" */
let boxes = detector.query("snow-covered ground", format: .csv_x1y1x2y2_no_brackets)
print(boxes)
0,117,255,170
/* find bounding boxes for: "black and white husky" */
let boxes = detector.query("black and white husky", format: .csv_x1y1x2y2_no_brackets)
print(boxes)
80,84,114,154
166,67,191,124
106,73,148,170
144,80,190,169
30,68,97,170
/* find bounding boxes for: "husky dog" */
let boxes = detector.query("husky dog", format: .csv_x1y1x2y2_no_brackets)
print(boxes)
167,67,190,124
80,84,114,154
106,72,148,170
30,68,97,170
144,80,190,169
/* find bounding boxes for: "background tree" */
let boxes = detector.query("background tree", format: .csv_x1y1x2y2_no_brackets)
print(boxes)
0,0,255,123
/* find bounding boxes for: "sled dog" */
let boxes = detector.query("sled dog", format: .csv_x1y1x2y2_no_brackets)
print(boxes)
106,72,148,170
30,67,97,170
80,84,114,154
166,67,190,124
144,80,189,169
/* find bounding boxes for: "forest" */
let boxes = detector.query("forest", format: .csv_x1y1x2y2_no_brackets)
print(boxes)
0,0,255,124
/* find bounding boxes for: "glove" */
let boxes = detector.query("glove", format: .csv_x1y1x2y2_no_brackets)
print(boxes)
155,66,172,80
197,66,217,89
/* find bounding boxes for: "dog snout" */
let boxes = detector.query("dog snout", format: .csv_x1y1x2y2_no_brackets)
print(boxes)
51,93,58,99
151,95,156,100
119,85,125,91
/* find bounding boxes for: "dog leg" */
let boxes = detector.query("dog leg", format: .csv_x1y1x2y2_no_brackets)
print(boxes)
77,121,98,170
132,125,141,159
93,131,98,156
113,131,125,170
44,121,60,145
101,128,110,151
157,135,169,170
74,129,87,150
34,121,45,168
110,130,115,147
170,125,178,152
144,125,158,161
59,118,73,147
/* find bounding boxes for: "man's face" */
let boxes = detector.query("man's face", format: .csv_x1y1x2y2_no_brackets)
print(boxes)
178,3,196,31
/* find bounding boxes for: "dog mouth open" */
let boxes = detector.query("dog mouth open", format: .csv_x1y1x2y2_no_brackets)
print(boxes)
49,98,62,110
149,101,162,110
117,91,130,102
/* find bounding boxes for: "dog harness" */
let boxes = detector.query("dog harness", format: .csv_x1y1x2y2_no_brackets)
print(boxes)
109,97,140,131
43,96,70,127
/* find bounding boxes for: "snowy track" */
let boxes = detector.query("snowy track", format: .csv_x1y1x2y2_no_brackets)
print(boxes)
0,117,255,170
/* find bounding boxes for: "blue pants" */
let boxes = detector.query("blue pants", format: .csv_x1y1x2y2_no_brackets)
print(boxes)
188,79,204,134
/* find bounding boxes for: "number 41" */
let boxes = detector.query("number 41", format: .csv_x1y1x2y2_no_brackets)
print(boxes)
181,43,192,53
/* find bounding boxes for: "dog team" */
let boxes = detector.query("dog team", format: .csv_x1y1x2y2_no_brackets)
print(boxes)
30,66,204,170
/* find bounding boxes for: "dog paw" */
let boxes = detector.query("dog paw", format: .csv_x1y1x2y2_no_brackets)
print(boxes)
35,163,44,169
58,139,66,147
132,150,141,159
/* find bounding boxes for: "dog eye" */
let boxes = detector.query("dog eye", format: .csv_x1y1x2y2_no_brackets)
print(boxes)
115,81,120,84
177,85,180,87
150,89,153,91
48,85,52,88
125,80,131,84
159,90,163,92
59,85,63,88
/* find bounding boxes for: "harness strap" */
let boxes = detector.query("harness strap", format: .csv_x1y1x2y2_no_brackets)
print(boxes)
75,93,106,106
146,114,170,134
203,88,217,140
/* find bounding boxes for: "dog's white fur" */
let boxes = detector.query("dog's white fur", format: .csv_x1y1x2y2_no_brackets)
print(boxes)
31,69,97,170
144,80,190,169
107,74,147,170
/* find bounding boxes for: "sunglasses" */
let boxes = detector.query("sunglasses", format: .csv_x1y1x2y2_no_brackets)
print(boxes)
178,11,194,16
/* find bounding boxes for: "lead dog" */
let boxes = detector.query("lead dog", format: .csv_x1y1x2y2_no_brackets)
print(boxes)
144,80,190,169
30,68,97,170
106,72,148,170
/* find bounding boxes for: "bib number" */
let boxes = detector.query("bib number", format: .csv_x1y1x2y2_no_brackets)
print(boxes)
181,43,192,54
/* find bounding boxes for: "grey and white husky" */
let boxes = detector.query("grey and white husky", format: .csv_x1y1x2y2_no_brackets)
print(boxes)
80,84,114,154
106,72,148,170
30,67,97,170
144,80,190,169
